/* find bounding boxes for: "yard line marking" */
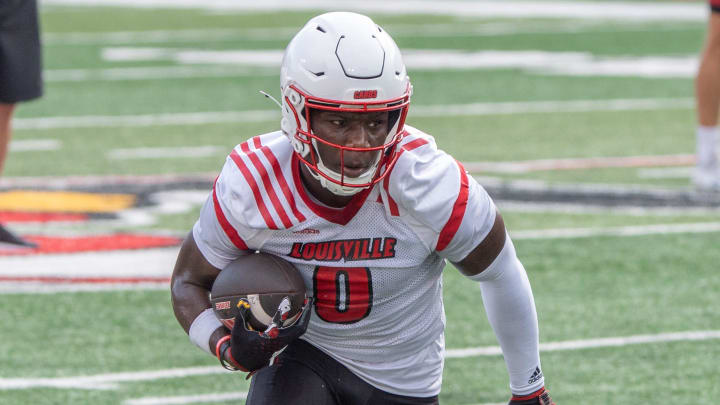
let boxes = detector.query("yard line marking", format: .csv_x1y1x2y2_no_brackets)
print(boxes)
96,48,700,78
464,154,696,174
0,366,229,390
45,65,275,82
14,110,279,130
0,282,169,294
0,172,217,189
511,222,720,240
13,98,693,130
636,167,693,179
445,330,720,358
44,28,297,45
2,330,718,390
9,139,61,152
41,0,706,22
107,145,226,160
496,201,720,217
43,21,689,46
415,98,693,117
0,247,179,278
124,392,248,405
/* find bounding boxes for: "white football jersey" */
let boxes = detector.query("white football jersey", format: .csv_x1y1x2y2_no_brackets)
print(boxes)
193,126,497,396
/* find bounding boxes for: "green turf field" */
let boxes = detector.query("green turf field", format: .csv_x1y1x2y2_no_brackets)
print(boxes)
2,1,719,404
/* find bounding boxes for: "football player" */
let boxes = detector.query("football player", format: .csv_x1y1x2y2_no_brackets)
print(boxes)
0,0,43,247
694,0,720,191
171,12,554,405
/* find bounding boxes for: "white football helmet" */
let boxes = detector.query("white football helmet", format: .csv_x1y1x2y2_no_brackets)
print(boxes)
280,12,412,196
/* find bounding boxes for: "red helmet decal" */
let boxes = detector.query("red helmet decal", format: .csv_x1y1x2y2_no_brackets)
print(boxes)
353,90,378,99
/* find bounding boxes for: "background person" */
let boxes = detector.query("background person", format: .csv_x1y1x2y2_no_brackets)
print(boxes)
0,0,43,246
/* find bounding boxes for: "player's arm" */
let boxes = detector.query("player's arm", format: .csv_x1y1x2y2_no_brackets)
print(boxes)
171,231,312,374
453,211,555,405
170,232,228,356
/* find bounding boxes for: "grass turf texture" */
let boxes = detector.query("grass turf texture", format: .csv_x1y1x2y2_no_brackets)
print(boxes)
2,232,719,403
3,4,719,404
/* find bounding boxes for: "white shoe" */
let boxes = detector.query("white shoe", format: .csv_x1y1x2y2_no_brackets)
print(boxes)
693,167,720,192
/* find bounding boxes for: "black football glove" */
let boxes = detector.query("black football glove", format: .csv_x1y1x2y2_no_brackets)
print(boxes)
508,387,555,405
222,297,313,374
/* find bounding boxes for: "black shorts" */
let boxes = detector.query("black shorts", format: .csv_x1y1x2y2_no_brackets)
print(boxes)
0,0,43,104
246,339,440,405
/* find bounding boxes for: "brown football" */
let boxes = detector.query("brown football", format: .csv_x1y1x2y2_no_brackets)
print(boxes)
210,252,307,331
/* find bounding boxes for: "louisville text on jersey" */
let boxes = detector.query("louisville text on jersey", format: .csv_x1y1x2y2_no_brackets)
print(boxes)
289,237,397,261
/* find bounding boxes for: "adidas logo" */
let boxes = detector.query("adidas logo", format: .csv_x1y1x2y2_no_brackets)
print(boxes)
527,366,543,384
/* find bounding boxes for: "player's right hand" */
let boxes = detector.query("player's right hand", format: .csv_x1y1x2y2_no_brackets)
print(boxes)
508,387,555,405
221,297,313,373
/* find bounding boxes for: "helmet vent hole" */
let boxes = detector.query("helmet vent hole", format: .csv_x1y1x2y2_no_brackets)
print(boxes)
395,71,401,75
313,71,325,77
316,25,326,33
377,26,382,32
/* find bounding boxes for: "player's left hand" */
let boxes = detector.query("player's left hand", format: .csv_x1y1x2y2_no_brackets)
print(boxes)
221,297,313,373
508,387,555,405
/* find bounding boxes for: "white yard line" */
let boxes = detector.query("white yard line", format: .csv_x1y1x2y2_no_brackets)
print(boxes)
124,392,248,405
13,98,693,130
445,330,720,358
0,366,229,390
40,0,707,22
45,65,275,82
496,201,720,217
0,247,179,278
13,110,279,130
107,145,225,160
42,21,687,46
2,330,718,390
465,154,696,174
8,139,61,152
637,167,693,179
43,28,297,45
0,172,217,189
96,48,700,78
511,222,720,240
0,282,169,294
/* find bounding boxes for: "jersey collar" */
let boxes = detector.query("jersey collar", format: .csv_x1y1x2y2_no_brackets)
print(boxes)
292,153,373,226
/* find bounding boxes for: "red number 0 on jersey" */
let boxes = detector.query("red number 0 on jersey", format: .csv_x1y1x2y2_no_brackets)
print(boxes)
313,266,373,324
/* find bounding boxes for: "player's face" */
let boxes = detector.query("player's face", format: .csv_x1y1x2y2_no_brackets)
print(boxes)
309,110,390,178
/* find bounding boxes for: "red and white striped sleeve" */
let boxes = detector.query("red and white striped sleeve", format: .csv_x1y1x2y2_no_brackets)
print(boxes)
192,161,254,269
193,132,308,268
